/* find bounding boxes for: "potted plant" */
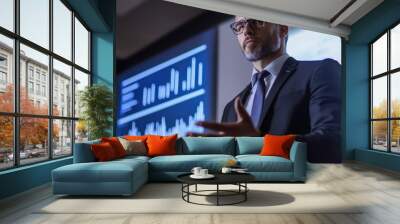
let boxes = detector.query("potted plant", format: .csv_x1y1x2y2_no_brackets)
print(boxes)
79,84,113,140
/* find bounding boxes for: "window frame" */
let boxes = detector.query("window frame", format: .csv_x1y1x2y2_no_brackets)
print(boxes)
0,0,92,171
370,20,400,154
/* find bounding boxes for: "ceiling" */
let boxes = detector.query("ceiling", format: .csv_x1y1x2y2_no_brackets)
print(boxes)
117,0,204,60
117,0,384,60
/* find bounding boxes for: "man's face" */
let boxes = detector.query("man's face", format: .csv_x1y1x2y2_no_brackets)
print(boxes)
234,16,286,61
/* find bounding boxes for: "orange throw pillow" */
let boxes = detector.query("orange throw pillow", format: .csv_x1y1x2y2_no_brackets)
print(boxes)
91,142,117,161
146,134,178,157
124,135,148,142
101,137,126,158
259,134,296,159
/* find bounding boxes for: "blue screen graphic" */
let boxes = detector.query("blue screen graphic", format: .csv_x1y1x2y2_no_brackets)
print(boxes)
117,29,216,136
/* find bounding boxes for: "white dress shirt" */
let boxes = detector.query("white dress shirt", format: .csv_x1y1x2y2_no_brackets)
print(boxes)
245,54,290,120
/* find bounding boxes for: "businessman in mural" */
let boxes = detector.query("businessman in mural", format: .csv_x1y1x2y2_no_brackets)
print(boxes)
188,16,341,163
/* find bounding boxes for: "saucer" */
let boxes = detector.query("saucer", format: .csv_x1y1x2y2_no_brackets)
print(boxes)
190,174,215,179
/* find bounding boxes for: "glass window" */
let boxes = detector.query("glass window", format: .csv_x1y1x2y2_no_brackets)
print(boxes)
28,67,34,79
0,0,92,170
36,84,40,95
391,120,400,153
75,120,88,143
20,44,49,115
74,17,89,70
0,71,7,84
53,119,72,158
20,0,49,49
53,0,72,60
74,69,89,118
53,59,72,117
0,116,13,170
19,117,49,165
28,81,34,93
0,55,7,67
0,34,13,113
42,85,46,96
372,33,387,76
372,77,387,119
391,24,400,70
0,0,14,32
372,121,388,151
371,24,400,154
391,72,400,118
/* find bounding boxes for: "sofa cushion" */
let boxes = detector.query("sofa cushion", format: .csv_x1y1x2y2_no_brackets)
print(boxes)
53,158,147,183
148,154,235,172
91,142,118,161
236,155,293,172
101,137,127,158
147,134,178,157
178,137,235,155
260,134,296,159
118,137,147,156
236,137,263,155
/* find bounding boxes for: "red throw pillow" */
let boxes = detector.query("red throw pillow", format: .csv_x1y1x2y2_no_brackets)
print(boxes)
101,137,126,158
91,142,117,161
259,134,296,159
146,134,178,157
124,135,148,142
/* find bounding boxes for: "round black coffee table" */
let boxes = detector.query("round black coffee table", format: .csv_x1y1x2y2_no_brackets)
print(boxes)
177,173,255,206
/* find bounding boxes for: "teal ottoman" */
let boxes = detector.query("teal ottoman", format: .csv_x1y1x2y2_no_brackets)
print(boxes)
52,156,148,196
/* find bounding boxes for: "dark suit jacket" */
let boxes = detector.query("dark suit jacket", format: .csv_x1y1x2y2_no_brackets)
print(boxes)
221,57,341,163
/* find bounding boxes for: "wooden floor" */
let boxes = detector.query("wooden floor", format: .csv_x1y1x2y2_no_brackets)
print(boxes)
1,162,400,224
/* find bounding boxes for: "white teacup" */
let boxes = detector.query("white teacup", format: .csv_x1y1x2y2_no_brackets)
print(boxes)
191,167,202,176
199,169,208,176
221,167,232,174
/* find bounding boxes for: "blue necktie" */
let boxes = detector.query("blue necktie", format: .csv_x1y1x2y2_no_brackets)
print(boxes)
250,70,270,126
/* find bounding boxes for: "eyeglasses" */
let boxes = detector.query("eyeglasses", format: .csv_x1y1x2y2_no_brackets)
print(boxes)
230,19,265,35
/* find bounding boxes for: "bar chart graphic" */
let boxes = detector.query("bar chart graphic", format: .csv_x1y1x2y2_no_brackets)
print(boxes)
117,29,216,136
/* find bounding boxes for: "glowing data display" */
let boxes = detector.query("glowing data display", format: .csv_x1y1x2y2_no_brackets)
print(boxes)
117,29,216,136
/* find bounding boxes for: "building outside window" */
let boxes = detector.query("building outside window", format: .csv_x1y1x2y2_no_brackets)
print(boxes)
370,23,400,154
28,81,34,94
28,67,34,80
0,0,91,170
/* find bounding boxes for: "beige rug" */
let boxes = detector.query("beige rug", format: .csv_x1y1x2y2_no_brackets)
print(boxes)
37,183,362,214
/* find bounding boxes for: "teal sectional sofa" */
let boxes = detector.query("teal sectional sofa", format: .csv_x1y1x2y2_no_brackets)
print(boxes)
52,137,307,196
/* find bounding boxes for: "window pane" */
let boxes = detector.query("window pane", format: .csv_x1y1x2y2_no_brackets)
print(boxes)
20,0,49,49
372,77,387,119
20,117,49,165
391,72,400,118
372,33,387,76
0,34,14,112
372,121,388,151
53,0,72,60
74,69,89,118
20,44,49,115
75,120,88,143
53,119,72,158
391,24,400,70
0,116,13,170
53,59,72,117
0,0,14,31
391,120,400,153
74,17,89,70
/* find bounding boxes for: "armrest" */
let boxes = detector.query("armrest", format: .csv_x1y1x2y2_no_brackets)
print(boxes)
289,141,307,181
73,140,100,163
